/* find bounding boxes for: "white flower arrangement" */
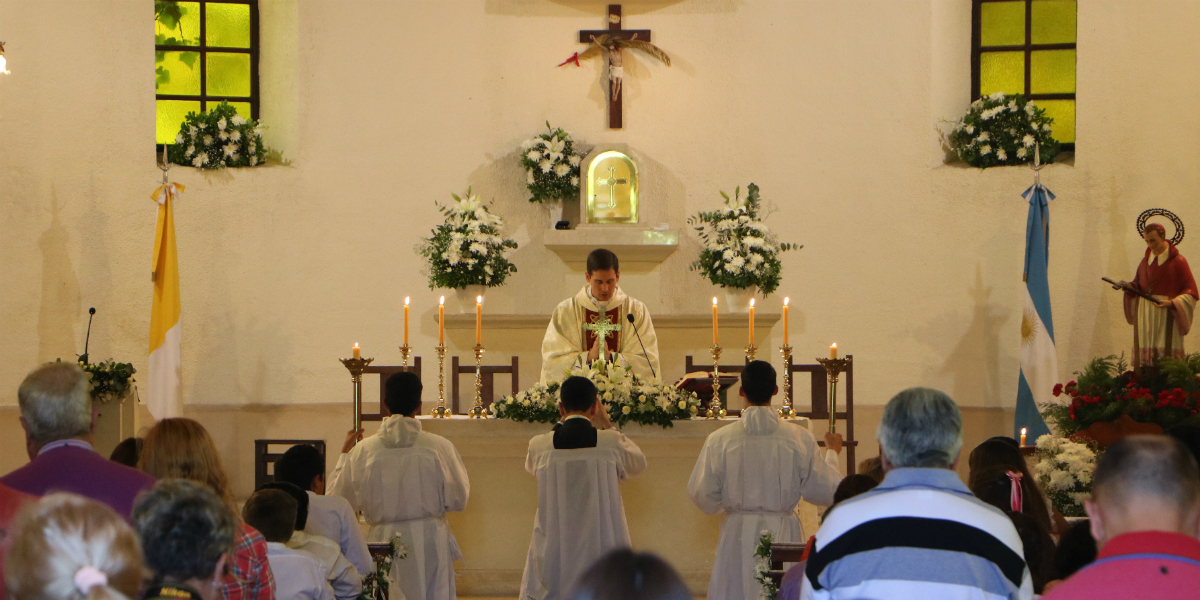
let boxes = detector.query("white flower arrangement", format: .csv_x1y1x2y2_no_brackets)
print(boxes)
753,530,778,600
417,188,519,290
521,122,585,204
947,92,1060,168
1034,434,1099,517
167,101,266,170
357,533,406,600
688,184,799,295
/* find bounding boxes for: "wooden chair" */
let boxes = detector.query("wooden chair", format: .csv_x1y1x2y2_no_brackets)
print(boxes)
684,356,746,417
451,355,518,414
787,355,859,474
768,541,808,587
360,359,422,423
253,439,325,490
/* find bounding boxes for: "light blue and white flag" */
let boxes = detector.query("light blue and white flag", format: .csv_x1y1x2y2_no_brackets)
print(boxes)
1015,183,1058,440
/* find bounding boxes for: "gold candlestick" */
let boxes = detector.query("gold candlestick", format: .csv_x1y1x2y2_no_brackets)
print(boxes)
398,344,412,368
468,344,486,418
706,345,727,419
778,344,795,419
340,356,374,431
432,344,450,418
745,344,757,362
815,356,852,434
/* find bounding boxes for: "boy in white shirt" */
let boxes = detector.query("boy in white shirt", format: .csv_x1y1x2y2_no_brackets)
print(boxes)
243,489,335,600
262,482,362,600
275,444,372,576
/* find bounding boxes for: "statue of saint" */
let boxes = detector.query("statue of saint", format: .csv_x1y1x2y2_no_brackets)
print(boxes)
1118,222,1197,367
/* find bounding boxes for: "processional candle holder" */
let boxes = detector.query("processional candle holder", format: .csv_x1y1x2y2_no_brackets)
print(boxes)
815,356,852,434
432,345,450,418
778,344,796,419
398,344,412,368
340,356,374,431
468,344,486,419
706,345,727,419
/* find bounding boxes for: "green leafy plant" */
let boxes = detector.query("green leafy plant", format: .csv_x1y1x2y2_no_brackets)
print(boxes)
167,102,266,169
1040,353,1200,435
521,122,585,204
688,183,799,295
417,188,519,289
948,92,1061,168
753,530,779,600
154,2,198,88
67,358,136,405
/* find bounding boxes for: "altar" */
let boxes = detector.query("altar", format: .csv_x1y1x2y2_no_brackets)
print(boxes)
417,416,824,596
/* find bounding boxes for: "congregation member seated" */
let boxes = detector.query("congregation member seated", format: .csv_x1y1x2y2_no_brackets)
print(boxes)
1165,423,1200,463
1005,511,1057,594
5,494,143,600
801,387,1033,600
564,549,691,600
273,444,371,575
132,480,238,600
329,371,469,600
856,456,884,483
778,474,880,600
0,482,35,593
1042,435,1200,600
243,489,335,600
1,362,154,519
108,437,142,468
140,418,275,600
969,438,1060,535
1050,519,1096,583
520,376,647,600
262,482,361,600
688,360,842,600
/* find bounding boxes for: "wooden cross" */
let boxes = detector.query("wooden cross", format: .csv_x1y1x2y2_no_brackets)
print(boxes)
579,4,651,129
595,165,628,209
583,314,621,361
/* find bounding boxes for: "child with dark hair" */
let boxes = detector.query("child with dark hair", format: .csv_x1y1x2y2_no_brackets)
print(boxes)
260,483,361,600
274,444,371,575
1052,519,1097,581
243,489,334,600
565,549,691,600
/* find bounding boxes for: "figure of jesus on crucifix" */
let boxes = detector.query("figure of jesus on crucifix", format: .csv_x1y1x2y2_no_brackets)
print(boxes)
541,248,661,382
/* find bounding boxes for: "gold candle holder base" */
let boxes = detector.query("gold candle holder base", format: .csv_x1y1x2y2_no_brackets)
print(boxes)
745,344,757,362
706,345,727,419
340,357,374,431
398,344,412,368
432,345,450,418
815,356,852,434
778,344,796,419
468,344,486,419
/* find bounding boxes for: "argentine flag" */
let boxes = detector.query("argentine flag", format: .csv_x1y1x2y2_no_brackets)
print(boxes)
148,182,184,419
1015,183,1058,440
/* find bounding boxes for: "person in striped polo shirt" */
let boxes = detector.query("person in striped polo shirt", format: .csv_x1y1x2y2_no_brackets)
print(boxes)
801,388,1033,600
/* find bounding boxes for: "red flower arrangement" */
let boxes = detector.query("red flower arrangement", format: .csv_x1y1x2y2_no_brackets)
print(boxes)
1043,354,1200,436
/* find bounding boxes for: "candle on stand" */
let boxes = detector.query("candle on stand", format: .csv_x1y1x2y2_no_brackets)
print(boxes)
782,297,790,346
748,298,756,346
403,297,410,346
438,296,445,346
830,343,838,360
475,295,483,345
352,343,360,360
712,297,719,345
1020,427,1027,446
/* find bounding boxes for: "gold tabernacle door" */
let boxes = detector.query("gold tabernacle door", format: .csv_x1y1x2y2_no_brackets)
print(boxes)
585,150,639,224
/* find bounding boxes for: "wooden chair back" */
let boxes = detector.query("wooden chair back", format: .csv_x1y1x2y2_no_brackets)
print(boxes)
253,439,326,490
768,541,808,587
451,355,518,414
360,360,422,423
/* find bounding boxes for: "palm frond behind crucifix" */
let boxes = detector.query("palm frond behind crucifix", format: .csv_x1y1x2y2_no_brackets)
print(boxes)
559,4,671,129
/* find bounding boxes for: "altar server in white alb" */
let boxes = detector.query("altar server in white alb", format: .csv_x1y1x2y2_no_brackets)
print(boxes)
520,376,648,600
688,360,843,600
330,371,470,600
540,248,661,383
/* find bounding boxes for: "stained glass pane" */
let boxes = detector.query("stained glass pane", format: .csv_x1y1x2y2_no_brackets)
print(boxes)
1037,99,1075,144
206,53,252,97
981,1,1026,46
1030,50,1076,93
157,100,201,144
155,51,201,95
1032,0,1077,44
228,102,253,120
980,51,1025,96
155,1,200,46
206,2,251,48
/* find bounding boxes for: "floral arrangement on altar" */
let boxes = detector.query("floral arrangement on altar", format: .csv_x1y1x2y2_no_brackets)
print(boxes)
167,102,267,170
1041,354,1200,436
357,534,406,600
417,188,519,290
1034,434,1098,517
492,357,701,428
753,530,779,600
687,184,798,296
948,92,1061,169
521,122,584,204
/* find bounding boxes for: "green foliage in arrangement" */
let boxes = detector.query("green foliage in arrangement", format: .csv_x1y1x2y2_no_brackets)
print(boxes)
948,92,1061,168
688,184,799,296
417,188,519,289
167,102,266,169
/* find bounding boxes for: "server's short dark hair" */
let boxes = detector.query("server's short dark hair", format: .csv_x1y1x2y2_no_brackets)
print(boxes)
242,489,297,543
385,371,423,416
586,249,619,274
260,481,309,531
274,444,324,491
560,376,598,413
740,361,776,405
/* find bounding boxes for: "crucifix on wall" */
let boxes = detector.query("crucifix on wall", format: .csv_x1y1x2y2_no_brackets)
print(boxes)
559,4,671,129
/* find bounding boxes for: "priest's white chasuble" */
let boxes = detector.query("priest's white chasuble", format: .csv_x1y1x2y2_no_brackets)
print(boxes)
540,286,661,383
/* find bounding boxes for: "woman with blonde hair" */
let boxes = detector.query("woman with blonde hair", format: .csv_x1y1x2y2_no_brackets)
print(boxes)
5,494,144,600
139,418,275,600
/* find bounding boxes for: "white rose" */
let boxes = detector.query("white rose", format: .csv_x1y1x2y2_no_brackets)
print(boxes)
521,399,531,406
678,400,687,410
603,391,613,401
622,405,631,415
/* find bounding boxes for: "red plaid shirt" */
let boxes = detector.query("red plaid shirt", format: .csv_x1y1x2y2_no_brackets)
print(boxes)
221,523,276,600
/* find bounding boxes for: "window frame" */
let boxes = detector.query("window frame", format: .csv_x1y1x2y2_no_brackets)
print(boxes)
155,0,260,149
971,0,1076,150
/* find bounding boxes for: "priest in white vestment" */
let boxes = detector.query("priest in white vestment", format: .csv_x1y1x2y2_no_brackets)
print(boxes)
541,248,661,383
329,372,469,600
688,361,842,600
521,376,648,600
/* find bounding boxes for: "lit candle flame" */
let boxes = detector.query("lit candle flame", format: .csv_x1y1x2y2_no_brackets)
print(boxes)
712,297,718,305
749,298,755,307
404,296,410,306
1021,427,1027,435
439,296,445,305
477,295,483,304
784,297,789,306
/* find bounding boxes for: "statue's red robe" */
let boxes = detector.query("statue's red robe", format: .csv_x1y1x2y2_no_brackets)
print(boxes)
1124,242,1198,367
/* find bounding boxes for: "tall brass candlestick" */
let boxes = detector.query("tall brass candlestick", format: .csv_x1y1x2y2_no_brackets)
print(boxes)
745,344,757,362
778,344,795,419
815,356,852,434
468,344,486,418
432,345,450,418
398,344,412,368
706,345,727,419
340,356,374,431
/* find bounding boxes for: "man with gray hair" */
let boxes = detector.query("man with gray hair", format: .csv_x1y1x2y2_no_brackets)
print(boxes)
1,361,154,519
1041,435,1200,599
801,387,1033,600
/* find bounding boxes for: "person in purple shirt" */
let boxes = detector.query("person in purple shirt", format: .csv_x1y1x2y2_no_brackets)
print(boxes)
1,361,155,519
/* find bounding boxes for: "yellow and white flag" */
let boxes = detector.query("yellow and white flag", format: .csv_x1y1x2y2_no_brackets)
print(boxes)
148,182,184,419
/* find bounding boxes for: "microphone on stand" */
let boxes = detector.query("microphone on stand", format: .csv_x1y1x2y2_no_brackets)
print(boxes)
626,313,657,379
80,307,96,365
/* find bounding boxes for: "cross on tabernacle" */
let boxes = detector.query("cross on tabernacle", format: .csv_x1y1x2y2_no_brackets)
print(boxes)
579,4,652,129
583,314,621,361
595,165,628,209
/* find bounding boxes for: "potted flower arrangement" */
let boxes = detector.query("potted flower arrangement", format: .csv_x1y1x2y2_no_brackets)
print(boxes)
947,92,1061,168
417,188,519,311
357,534,406,600
1034,434,1099,517
688,183,799,312
754,531,779,600
521,122,585,226
167,101,267,169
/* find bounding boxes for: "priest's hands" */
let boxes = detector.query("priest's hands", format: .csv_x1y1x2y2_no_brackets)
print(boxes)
587,336,601,362
824,432,844,454
342,428,364,454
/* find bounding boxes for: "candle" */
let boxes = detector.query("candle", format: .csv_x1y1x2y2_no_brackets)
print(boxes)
1020,427,1027,446
783,297,790,346
403,296,410,346
438,296,445,346
475,295,483,345
748,298,756,346
830,343,838,360
352,343,360,360
712,297,719,345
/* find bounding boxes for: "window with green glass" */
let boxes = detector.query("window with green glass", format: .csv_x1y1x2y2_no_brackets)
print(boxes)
155,1,258,145
972,0,1077,147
